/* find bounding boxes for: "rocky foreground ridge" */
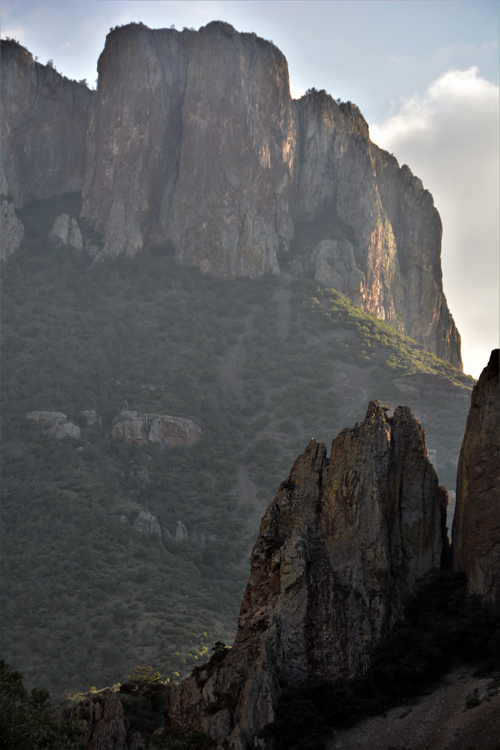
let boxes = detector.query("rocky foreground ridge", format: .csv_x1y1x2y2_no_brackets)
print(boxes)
1,26,461,367
168,400,449,748
57,353,498,748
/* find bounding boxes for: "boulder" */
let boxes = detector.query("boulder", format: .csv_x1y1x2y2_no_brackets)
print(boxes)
134,510,162,540
111,411,202,447
48,213,83,249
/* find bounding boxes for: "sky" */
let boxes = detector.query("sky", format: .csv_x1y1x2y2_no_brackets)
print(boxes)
1,0,498,378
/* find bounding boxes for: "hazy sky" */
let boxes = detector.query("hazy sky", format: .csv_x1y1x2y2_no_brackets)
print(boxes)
1,0,498,377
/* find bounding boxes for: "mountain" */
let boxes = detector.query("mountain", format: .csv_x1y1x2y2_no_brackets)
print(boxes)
1,24,461,367
0,23,477,705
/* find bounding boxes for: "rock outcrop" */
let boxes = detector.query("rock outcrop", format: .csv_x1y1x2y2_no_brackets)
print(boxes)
57,682,173,750
0,199,24,259
169,401,448,748
0,39,92,205
134,510,162,539
111,411,202,446
452,349,500,603
1,27,462,368
25,411,80,440
82,409,102,426
48,213,84,249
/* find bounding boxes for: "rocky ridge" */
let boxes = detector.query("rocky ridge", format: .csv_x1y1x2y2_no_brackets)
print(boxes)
452,349,500,603
0,29,462,368
168,400,448,748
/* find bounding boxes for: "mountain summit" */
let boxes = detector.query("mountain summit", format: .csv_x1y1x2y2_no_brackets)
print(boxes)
1,24,461,367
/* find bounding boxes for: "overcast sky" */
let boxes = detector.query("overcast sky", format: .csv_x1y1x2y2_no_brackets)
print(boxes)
1,0,498,378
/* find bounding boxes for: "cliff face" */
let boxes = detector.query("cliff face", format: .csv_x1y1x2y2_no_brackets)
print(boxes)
169,401,448,748
81,23,461,366
82,22,295,275
0,26,462,368
0,40,92,205
452,349,500,603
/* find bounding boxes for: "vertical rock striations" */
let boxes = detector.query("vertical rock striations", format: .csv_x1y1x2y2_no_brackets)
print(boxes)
1,26,462,368
0,40,93,205
82,22,295,274
81,23,191,259
452,349,500,603
169,401,448,748
168,23,296,278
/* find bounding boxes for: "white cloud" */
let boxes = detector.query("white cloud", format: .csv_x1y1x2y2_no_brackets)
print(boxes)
290,83,305,99
370,68,499,378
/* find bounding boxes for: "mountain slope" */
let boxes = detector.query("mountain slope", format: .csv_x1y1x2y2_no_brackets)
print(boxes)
0,193,473,697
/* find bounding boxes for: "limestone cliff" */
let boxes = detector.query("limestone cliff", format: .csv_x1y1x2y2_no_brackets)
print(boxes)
79,23,460,366
294,94,462,368
0,39,92,206
1,26,462,368
81,22,295,274
452,349,500,603
169,401,448,748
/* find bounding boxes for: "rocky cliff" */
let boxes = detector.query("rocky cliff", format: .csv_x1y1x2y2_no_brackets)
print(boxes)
169,401,448,748
452,349,500,603
0,39,93,205
0,25,462,368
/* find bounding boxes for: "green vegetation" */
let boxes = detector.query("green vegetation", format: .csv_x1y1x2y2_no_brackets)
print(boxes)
264,571,500,750
1,192,473,698
0,658,82,750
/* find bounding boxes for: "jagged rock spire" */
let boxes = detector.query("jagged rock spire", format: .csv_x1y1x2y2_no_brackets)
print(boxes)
169,400,448,748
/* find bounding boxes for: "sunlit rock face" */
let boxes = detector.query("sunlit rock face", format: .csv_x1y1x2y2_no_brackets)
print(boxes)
79,23,461,367
452,349,500,604
1,27,462,368
169,401,448,748
82,22,295,276
0,39,92,205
